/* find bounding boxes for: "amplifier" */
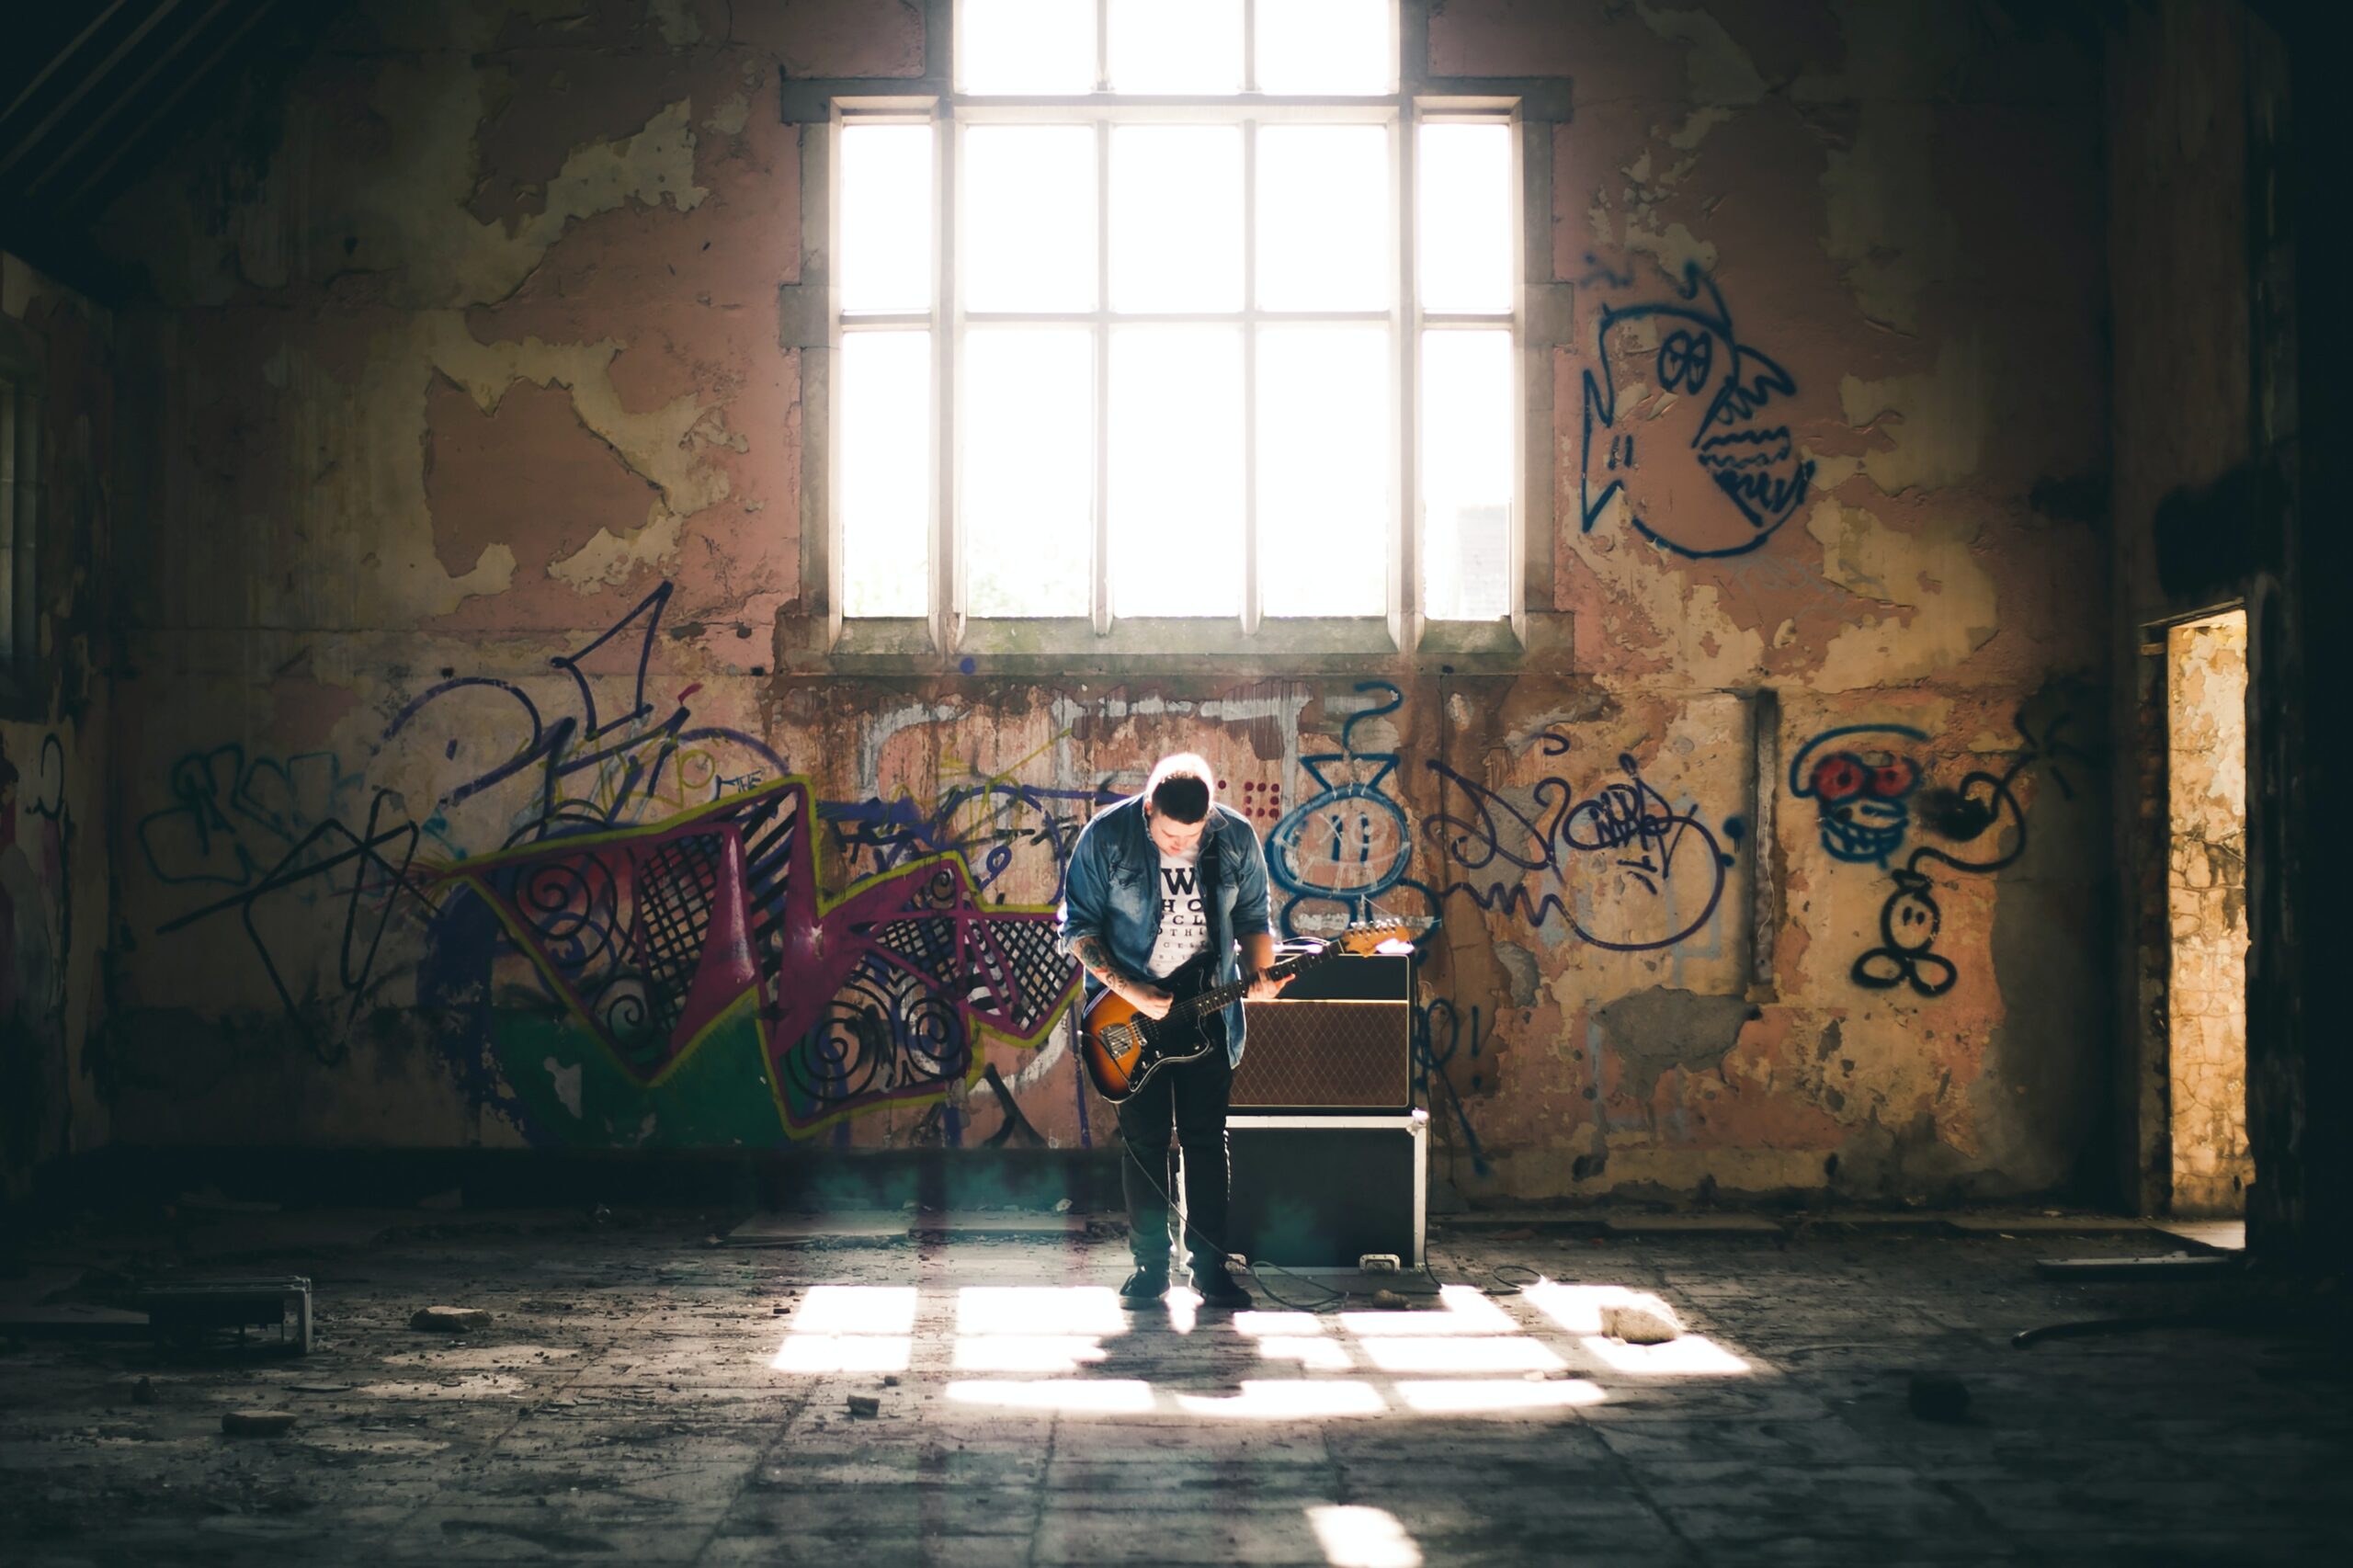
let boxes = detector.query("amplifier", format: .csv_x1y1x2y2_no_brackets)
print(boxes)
1227,1112,1427,1268
1233,954,1412,1113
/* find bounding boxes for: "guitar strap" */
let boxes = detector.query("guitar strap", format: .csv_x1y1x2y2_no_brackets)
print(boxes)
1197,822,1228,1052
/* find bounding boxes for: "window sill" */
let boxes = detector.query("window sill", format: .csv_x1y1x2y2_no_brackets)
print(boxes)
791,612,1568,676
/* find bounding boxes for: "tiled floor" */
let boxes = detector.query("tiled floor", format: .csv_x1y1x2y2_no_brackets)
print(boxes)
1,1210,2344,1565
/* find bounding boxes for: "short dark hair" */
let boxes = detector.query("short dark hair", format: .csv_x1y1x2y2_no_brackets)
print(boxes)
1148,768,1211,824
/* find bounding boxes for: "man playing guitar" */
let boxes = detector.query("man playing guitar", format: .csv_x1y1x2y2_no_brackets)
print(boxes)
1058,754,1290,1309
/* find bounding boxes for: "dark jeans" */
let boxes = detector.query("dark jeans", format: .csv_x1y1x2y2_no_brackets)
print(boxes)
1116,1040,1232,1277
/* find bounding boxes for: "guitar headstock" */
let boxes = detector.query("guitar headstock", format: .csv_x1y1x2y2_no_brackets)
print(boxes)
1331,920,1421,956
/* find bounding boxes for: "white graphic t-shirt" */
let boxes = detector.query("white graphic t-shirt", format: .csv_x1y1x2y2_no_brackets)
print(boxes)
1143,842,1211,980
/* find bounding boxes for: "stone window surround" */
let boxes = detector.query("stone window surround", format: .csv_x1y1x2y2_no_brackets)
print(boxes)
775,0,1575,676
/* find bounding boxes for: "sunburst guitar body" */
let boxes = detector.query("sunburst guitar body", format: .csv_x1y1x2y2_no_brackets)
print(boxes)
1076,924,1414,1104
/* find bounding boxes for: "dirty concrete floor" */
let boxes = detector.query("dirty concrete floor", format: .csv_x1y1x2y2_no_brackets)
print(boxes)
1,1210,2346,1565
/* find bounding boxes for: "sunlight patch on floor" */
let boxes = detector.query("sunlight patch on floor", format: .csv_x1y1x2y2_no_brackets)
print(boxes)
945,1378,1158,1413
767,1280,1750,1410
1580,1334,1749,1375
1176,1380,1388,1419
1309,1504,1424,1568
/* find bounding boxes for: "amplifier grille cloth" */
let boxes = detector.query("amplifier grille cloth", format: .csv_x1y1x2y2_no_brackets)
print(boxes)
1233,1000,1411,1110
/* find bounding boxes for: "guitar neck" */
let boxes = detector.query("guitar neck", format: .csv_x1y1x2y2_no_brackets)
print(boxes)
1176,946,1341,1022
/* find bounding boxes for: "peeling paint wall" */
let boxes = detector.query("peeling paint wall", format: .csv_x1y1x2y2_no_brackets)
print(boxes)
2103,3,2287,1230
0,252,116,1199
94,1,2112,1204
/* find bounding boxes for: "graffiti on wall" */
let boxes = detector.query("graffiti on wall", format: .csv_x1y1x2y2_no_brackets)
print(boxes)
153,784,437,1063
136,631,1779,1153
1413,994,1492,1177
821,774,1111,903
1266,683,1438,937
135,581,1089,1144
1818,708,2091,997
384,580,788,847
1425,734,1735,952
2,733,73,1177
133,736,452,1062
1579,260,1813,559
138,747,378,888
1789,725,1927,867
426,778,1080,1139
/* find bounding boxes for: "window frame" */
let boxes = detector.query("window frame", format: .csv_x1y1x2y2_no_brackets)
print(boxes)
823,0,1528,664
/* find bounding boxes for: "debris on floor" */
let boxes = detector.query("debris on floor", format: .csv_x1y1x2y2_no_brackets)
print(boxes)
2034,1252,2240,1281
408,1304,492,1333
1600,1294,1684,1344
1,1211,2342,1565
221,1410,299,1437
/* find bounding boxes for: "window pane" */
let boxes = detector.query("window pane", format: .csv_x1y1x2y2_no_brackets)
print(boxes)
1108,0,1242,93
1257,0,1392,94
1421,329,1513,621
839,124,932,314
1259,325,1389,618
1256,125,1389,312
1418,123,1513,313
964,328,1093,618
963,126,1097,312
840,332,932,619
1110,126,1242,312
1109,326,1243,619
961,0,1095,95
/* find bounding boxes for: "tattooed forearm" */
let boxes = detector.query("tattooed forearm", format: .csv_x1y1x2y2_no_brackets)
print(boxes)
1072,935,1139,992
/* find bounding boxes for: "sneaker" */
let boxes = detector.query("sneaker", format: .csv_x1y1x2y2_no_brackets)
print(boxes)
1190,1268,1252,1310
1119,1267,1169,1303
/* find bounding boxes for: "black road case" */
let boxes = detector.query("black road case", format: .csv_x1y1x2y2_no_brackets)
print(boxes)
1225,1109,1427,1268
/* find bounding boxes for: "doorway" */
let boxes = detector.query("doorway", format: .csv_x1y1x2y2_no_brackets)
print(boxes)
2163,608,2250,1216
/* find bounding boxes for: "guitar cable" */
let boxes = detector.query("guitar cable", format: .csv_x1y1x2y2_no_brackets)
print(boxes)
1103,929,1472,1312
1117,1137,1351,1312
1118,1134,1495,1314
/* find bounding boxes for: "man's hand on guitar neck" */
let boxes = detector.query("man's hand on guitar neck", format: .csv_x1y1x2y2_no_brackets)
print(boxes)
1241,930,1290,1002
1244,971,1291,1002
1074,935,1176,1019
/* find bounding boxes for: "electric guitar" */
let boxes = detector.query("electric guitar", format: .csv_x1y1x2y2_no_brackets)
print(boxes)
1077,924,1414,1105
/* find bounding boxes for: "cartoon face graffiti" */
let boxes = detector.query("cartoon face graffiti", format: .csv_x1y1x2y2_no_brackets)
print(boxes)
1852,870,1958,996
1789,725,1927,866
1267,782,1414,902
1805,750,1919,862
1579,261,1814,560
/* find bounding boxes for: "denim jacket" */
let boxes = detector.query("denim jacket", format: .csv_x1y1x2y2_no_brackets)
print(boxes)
1055,794,1274,1066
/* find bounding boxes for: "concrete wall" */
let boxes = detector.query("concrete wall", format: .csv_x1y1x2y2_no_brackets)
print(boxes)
0,254,116,1199
92,0,2112,1205
2107,0,2325,1255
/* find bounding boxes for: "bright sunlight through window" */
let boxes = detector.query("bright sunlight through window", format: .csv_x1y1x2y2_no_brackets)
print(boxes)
834,0,1517,637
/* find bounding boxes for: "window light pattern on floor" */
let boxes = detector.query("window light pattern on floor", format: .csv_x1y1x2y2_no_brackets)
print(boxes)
1310,1504,1425,1568
767,1278,1745,1414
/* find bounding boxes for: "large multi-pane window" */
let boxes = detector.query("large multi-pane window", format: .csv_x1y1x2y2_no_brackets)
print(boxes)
834,0,1518,642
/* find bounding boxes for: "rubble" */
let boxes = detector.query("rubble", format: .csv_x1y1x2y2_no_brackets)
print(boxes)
409,1306,493,1333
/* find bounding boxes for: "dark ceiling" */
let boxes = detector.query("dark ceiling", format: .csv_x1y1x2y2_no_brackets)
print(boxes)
0,1,343,302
